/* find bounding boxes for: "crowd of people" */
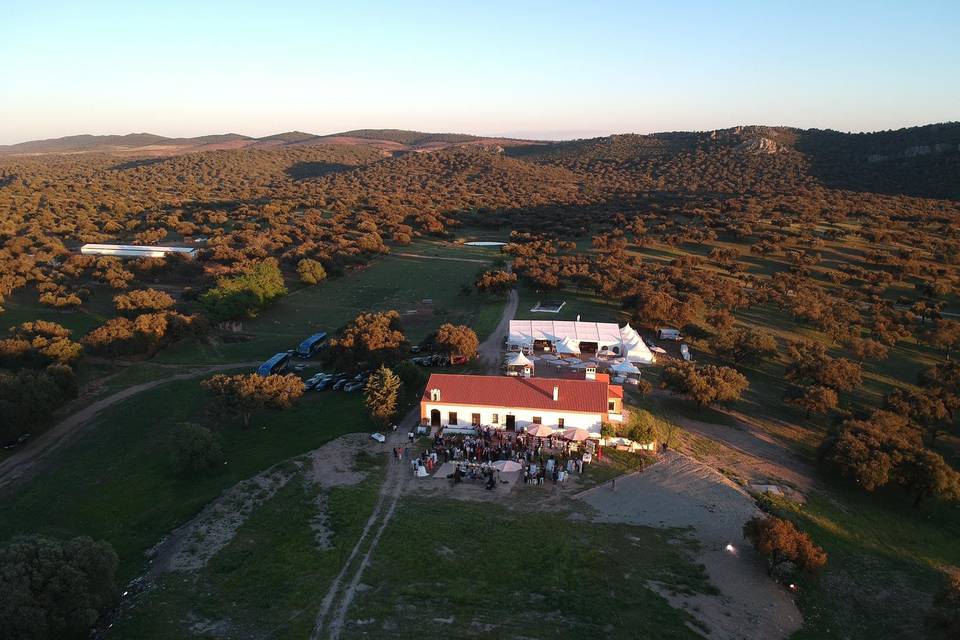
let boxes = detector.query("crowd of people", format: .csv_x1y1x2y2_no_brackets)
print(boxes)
395,426,603,488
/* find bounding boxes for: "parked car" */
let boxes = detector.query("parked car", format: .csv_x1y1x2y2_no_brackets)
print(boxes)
370,432,386,443
343,380,364,392
332,379,348,391
305,372,332,389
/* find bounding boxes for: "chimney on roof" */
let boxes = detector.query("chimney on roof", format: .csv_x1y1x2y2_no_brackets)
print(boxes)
552,385,559,402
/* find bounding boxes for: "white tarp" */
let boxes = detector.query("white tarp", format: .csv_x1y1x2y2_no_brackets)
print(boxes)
610,360,641,374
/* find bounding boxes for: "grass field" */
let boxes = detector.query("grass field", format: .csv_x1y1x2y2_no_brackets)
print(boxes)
513,280,624,324
764,486,960,640
0,285,116,336
0,373,371,580
111,460,385,639
340,496,713,639
156,240,505,365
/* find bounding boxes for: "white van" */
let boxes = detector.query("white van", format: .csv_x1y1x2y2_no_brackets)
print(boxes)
657,327,683,341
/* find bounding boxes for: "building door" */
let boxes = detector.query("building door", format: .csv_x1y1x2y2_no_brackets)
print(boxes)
430,409,441,428
505,414,516,431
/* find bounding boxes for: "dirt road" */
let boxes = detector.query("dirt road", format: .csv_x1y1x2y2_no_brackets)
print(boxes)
0,362,258,490
310,410,414,640
654,392,816,494
392,252,490,264
476,284,518,374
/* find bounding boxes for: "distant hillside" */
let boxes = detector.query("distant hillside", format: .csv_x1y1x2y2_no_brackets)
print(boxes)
254,131,319,144
0,132,253,156
0,128,530,157
506,123,960,200
3,123,957,198
0,133,173,155
333,129,484,145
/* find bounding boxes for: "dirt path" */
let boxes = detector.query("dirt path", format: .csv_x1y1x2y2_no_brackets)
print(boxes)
310,410,414,640
146,434,369,577
0,361,258,490
579,451,802,640
476,281,518,374
651,391,816,494
392,252,491,264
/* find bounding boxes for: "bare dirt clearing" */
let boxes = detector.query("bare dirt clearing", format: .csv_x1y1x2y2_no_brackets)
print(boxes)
147,434,370,576
651,391,817,495
579,451,802,640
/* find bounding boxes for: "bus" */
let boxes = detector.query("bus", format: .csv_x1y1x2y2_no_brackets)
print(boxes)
256,352,292,376
296,331,328,358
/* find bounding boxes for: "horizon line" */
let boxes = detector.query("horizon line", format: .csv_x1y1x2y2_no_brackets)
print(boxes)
4,120,960,148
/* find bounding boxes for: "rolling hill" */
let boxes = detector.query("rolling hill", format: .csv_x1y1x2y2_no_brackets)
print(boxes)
0,129,534,157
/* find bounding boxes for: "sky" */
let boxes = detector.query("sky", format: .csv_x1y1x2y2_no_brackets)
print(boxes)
2,0,958,144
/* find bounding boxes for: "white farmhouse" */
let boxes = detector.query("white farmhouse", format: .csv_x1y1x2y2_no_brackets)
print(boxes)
420,373,624,437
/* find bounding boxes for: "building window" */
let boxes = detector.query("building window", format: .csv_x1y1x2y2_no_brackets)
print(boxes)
491,413,499,424
472,413,481,426
448,412,458,425
533,416,542,424
608,401,616,412
558,418,565,428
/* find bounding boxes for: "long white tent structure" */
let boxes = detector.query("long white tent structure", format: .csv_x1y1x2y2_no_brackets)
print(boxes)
507,320,655,364
80,243,198,259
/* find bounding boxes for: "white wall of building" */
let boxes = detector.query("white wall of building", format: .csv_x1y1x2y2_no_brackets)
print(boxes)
422,402,609,435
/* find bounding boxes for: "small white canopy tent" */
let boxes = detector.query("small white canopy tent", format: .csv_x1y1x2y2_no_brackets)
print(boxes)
555,337,581,356
506,352,534,367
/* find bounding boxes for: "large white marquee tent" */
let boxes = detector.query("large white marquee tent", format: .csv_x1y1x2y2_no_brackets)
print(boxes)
507,320,655,364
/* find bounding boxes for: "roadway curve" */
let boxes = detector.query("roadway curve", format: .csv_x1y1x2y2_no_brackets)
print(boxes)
0,362,258,490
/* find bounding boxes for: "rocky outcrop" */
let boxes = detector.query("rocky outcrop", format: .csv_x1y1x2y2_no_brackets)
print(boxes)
737,136,786,154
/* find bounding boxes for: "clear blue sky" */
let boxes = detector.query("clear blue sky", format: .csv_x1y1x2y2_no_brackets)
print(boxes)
3,0,958,144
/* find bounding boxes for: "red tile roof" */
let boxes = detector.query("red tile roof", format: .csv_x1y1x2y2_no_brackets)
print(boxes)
422,374,615,414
